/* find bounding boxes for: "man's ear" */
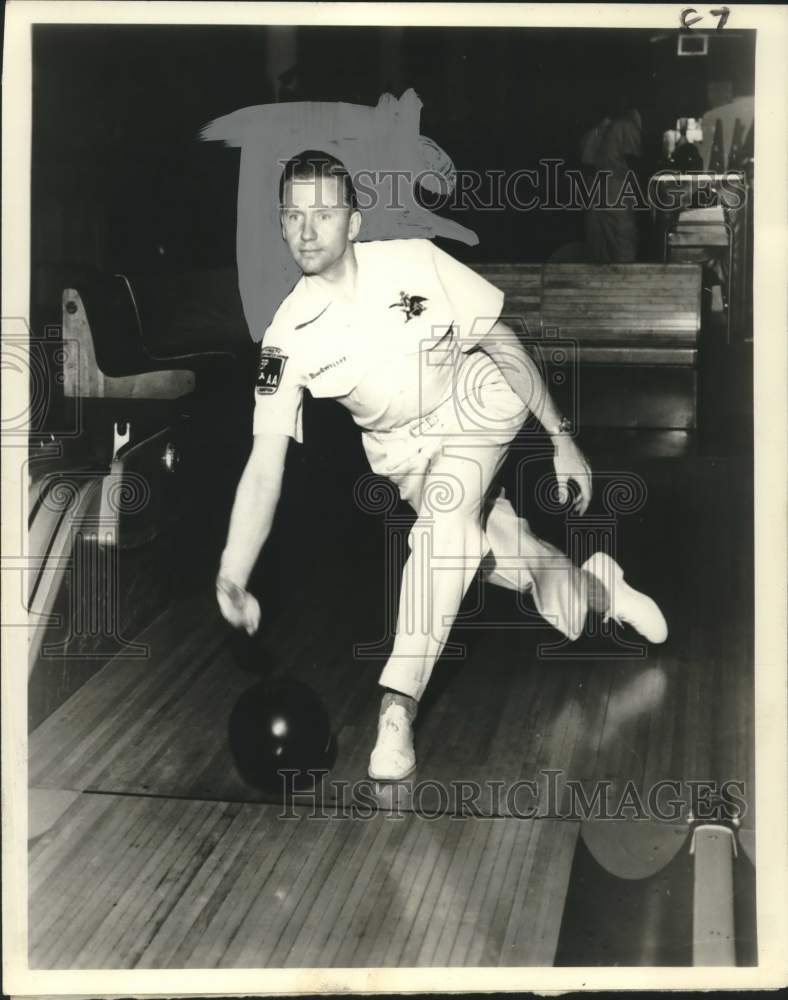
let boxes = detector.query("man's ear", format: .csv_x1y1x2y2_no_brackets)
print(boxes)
348,209,362,242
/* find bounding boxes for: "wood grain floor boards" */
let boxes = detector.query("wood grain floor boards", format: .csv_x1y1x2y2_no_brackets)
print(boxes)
101,800,245,968
29,660,152,785
396,817,467,967
30,603,219,787
623,665,660,794
512,820,578,966
377,817,453,966
183,806,306,968
30,792,153,959
163,806,282,968
33,624,224,791
73,799,223,969
640,656,677,807
131,802,255,968
28,601,189,768
331,723,372,787
329,814,413,968
98,655,229,797
490,660,549,794
414,814,487,966
415,670,470,776
29,461,753,818
449,819,508,966
471,815,536,966
475,652,532,771
490,815,543,965
261,817,349,968
26,453,753,968
547,667,593,816
28,788,110,892
32,795,173,968
363,816,438,966
427,813,494,966
594,663,651,805
316,813,400,967
280,816,373,967
29,791,584,969
60,796,211,969
291,814,396,967
520,666,574,796
30,797,132,965
564,663,614,788
457,641,516,769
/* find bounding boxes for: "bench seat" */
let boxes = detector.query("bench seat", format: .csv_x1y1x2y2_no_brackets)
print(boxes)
471,262,702,429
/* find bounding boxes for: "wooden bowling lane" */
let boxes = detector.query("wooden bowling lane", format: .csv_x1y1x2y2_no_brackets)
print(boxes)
25,591,677,818
29,452,753,824
28,790,579,968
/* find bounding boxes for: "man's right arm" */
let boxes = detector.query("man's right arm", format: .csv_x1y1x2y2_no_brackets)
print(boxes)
219,432,289,587
218,308,303,631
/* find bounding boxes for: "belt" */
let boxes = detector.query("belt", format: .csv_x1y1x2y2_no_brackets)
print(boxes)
407,411,441,437
361,393,454,441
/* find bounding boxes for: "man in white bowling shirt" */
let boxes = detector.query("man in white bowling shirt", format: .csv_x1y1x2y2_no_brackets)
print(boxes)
217,151,667,781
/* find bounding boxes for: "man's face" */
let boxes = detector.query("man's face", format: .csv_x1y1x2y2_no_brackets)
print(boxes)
280,174,360,275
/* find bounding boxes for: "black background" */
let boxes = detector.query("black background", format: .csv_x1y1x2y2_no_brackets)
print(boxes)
32,24,756,279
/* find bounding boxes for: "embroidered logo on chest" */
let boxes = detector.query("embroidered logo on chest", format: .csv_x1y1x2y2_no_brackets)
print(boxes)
256,346,288,395
389,291,428,322
308,356,347,380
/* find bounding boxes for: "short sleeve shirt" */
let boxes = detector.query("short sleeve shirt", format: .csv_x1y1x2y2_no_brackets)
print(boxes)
252,239,504,442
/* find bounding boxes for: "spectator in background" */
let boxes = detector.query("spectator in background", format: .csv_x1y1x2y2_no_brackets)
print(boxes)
667,119,704,173
581,105,643,263
580,110,612,173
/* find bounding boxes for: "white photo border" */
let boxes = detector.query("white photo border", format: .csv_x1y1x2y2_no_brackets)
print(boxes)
3,1,787,994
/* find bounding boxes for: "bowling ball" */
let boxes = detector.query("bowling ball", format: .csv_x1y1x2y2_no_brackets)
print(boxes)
228,678,334,792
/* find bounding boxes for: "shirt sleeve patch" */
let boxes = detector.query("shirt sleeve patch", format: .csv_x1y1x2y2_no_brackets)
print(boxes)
256,346,288,395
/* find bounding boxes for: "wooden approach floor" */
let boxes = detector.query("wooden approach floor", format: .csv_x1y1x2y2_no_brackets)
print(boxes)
29,792,577,969
28,451,754,968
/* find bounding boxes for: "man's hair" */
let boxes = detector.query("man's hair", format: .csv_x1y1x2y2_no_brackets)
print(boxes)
279,150,358,209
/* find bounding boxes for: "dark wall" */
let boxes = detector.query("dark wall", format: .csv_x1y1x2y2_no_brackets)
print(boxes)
32,25,756,289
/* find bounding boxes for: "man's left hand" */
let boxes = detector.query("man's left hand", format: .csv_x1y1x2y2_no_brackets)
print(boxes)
553,436,593,514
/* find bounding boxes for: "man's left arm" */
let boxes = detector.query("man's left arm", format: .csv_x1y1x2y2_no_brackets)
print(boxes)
478,319,593,514
427,239,592,511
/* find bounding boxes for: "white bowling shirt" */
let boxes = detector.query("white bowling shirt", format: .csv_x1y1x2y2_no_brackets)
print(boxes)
252,238,504,443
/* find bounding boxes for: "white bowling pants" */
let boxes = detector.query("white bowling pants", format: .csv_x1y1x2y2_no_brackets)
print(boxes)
361,352,590,702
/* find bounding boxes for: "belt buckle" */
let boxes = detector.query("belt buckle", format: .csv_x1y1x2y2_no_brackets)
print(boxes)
409,411,439,437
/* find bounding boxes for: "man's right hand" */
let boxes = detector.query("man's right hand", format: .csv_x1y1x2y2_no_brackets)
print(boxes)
216,575,261,636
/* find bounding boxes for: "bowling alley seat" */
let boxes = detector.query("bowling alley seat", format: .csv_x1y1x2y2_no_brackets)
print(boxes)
472,262,702,430
61,267,248,404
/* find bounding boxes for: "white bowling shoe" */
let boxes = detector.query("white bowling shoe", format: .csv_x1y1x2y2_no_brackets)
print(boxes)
368,702,416,781
582,551,669,644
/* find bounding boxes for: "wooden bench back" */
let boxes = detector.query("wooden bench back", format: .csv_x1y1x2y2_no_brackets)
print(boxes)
472,262,701,352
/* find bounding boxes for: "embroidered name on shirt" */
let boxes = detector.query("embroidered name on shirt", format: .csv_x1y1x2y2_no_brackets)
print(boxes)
389,291,428,322
308,356,347,380
256,346,288,395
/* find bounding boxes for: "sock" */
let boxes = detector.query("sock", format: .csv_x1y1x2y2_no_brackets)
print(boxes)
582,569,610,616
381,688,418,723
